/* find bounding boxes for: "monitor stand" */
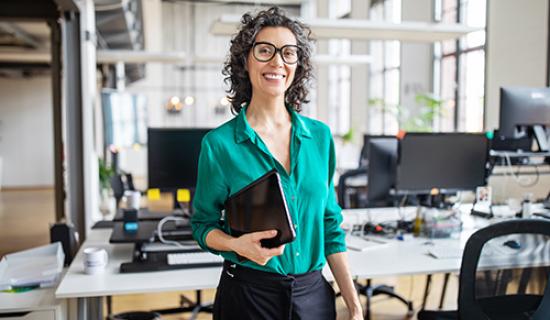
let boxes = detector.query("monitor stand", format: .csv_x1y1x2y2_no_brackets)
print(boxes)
418,194,454,209
533,125,549,152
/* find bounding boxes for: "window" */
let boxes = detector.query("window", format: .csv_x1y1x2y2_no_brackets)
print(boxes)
368,0,401,135
433,0,486,132
327,0,352,135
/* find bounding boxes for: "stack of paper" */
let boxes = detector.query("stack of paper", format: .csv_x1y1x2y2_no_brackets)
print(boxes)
0,242,65,290
346,235,389,252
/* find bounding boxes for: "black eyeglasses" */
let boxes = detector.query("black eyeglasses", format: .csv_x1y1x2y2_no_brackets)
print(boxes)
252,42,300,64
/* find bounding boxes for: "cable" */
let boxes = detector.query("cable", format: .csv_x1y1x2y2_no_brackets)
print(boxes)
503,152,540,187
156,215,190,248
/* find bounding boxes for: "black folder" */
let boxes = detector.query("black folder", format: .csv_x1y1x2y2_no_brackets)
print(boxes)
224,169,296,248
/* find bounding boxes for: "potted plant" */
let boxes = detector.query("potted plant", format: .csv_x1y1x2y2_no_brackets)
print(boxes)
400,93,444,132
98,158,116,218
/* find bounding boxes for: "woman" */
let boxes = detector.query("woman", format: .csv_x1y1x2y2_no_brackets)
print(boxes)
191,7,362,320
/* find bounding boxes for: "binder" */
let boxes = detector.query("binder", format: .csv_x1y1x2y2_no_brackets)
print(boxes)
224,169,296,248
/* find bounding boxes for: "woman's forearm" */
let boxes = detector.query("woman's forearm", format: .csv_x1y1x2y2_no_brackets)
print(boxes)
205,228,237,252
327,251,363,316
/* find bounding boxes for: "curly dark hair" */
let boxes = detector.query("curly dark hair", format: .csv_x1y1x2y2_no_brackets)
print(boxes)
222,6,314,114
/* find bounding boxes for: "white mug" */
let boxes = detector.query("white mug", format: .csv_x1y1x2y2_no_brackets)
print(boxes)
83,247,108,274
124,190,141,210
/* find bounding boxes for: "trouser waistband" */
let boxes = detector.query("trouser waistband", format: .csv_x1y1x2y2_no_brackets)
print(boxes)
222,260,322,288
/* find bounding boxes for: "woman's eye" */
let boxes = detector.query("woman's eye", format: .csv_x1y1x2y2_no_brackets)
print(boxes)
259,47,273,54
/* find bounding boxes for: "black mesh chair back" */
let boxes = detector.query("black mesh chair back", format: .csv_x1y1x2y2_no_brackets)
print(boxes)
124,173,135,191
110,173,136,208
110,174,125,205
458,219,550,320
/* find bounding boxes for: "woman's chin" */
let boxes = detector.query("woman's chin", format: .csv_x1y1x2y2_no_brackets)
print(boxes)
260,87,287,98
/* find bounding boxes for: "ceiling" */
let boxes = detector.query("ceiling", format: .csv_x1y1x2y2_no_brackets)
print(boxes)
0,0,144,81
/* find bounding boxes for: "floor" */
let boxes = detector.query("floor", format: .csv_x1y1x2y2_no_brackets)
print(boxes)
0,189,458,320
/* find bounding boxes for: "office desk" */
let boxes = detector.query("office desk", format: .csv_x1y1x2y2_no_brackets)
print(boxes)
55,206,544,319
55,229,222,319
0,286,67,319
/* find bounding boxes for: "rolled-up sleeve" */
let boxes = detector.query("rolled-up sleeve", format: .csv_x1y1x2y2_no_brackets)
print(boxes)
191,136,228,254
323,134,347,256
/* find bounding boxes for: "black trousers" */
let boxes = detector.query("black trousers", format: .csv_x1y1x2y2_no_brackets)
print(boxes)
213,261,336,320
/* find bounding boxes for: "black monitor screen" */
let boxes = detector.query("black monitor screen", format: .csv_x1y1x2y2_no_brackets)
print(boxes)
499,87,550,137
148,128,210,190
367,138,398,207
360,134,395,167
396,133,488,194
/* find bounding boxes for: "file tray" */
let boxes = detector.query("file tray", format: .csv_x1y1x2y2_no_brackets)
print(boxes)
224,169,295,248
0,242,64,290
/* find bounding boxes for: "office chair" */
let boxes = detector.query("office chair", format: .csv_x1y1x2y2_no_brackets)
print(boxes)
110,173,136,208
337,167,368,209
418,219,550,320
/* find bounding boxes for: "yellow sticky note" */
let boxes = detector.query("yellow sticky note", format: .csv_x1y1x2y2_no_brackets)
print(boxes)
177,189,191,203
147,188,161,201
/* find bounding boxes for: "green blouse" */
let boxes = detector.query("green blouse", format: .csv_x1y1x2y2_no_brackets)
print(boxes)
191,106,346,275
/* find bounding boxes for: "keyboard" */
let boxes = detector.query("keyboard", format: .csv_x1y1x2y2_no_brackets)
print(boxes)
167,252,224,265
119,251,224,273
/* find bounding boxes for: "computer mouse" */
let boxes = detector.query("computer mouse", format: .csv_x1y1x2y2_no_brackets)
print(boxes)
503,240,521,249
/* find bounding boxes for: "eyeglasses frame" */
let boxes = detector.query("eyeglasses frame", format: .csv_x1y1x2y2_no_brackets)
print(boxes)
251,41,300,65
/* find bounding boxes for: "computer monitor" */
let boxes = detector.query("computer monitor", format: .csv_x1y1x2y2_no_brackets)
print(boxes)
395,133,488,195
499,87,550,151
147,128,210,190
359,134,395,167
367,138,398,207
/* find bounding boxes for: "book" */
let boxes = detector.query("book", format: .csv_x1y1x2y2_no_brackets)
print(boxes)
224,169,296,248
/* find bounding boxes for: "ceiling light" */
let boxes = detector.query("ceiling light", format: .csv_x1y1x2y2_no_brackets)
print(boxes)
166,96,183,113
184,96,194,106
210,15,482,42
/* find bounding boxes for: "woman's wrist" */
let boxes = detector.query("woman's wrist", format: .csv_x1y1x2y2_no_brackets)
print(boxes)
227,235,243,255
343,295,362,316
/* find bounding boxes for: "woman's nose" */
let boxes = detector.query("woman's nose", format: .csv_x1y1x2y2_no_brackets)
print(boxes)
270,51,284,67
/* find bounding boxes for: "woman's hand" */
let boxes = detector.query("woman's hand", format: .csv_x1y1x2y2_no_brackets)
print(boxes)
230,230,285,265
326,252,364,320
348,307,363,320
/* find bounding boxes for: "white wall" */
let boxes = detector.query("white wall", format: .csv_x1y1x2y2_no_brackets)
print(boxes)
400,0,433,122
484,0,550,202
0,76,54,188
485,0,549,130
350,0,369,143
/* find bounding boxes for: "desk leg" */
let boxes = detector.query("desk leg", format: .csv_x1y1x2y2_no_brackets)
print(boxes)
438,273,451,309
78,296,104,320
421,274,432,310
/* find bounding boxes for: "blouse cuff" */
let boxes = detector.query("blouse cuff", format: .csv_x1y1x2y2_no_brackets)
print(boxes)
325,243,347,257
198,226,223,255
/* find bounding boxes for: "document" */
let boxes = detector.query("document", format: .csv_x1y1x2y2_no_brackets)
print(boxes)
0,242,64,290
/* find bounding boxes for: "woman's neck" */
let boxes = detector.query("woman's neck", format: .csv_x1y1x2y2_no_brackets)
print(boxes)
246,95,290,130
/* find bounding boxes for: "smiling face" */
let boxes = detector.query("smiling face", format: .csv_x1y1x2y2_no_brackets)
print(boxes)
246,27,298,102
